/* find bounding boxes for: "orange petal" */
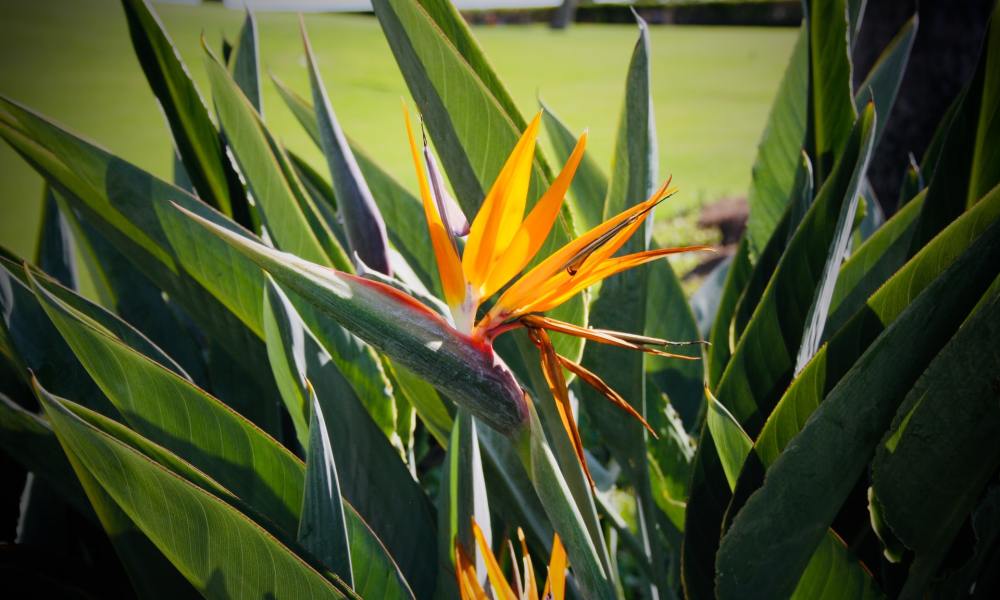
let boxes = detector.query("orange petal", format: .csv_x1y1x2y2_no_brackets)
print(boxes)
542,534,568,600
478,131,588,300
488,180,675,321
463,112,542,296
520,315,703,361
456,542,489,600
403,103,466,308
517,529,539,600
519,245,713,317
472,519,517,600
528,327,594,487
556,354,658,438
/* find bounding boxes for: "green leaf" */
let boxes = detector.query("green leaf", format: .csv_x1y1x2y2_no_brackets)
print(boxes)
806,0,857,185
744,26,808,260
119,0,242,219
31,271,302,533
0,97,273,398
35,186,77,288
705,389,752,491
705,240,751,390
516,402,617,599
438,409,490,595
795,103,876,370
744,183,1000,484
262,275,311,449
645,390,694,531
872,293,1000,594
299,388,354,589
57,421,202,600
824,190,924,337
732,152,814,349
0,256,113,416
202,43,350,271
35,384,351,599
229,10,261,115
60,193,210,388
683,105,876,597
272,75,439,297
539,99,608,232
578,15,674,596
854,15,917,146
714,222,1000,599
0,392,91,518
718,102,876,432
301,21,391,275
790,534,883,599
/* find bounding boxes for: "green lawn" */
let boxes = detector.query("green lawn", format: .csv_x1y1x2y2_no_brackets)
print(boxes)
0,0,796,263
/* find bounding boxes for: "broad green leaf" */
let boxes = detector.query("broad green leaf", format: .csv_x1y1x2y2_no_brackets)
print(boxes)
645,391,694,531
714,225,1000,599
795,102,876,371
705,240,751,389
0,97,274,396
732,152,814,348
438,409,490,595
60,193,210,388
579,16,673,596
301,22,391,275
229,10,261,115
202,44,349,271
740,184,1000,493
32,276,420,597
872,295,1000,594
35,186,77,288
824,190,924,337
854,15,917,146
516,402,616,599
304,335,436,599
0,98,400,445
372,0,585,361
36,385,351,598
273,75,439,297
299,389,354,589
745,26,808,260
0,392,91,517
31,272,302,533
119,0,242,218
790,534,883,599
413,0,531,136
704,389,751,491
683,106,876,597
910,3,1000,251
262,275,311,448
539,99,608,232
806,0,857,185
57,422,202,599
718,103,876,432
0,256,113,416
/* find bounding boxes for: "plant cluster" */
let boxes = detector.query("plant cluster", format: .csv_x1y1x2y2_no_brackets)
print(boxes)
0,0,998,598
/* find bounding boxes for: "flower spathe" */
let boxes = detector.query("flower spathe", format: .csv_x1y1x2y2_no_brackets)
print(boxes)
404,104,711,483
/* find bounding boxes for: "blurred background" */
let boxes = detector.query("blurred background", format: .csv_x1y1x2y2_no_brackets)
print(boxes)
0,0,990,290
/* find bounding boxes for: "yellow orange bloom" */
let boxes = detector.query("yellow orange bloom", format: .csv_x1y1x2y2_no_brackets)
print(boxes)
404,105,710,476
456,519,567,600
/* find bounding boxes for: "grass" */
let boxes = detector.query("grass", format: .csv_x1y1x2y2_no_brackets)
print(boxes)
0,0,795,268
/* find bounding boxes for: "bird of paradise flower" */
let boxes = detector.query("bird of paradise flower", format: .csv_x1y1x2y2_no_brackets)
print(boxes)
457,519,567,600
403,106,710,483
